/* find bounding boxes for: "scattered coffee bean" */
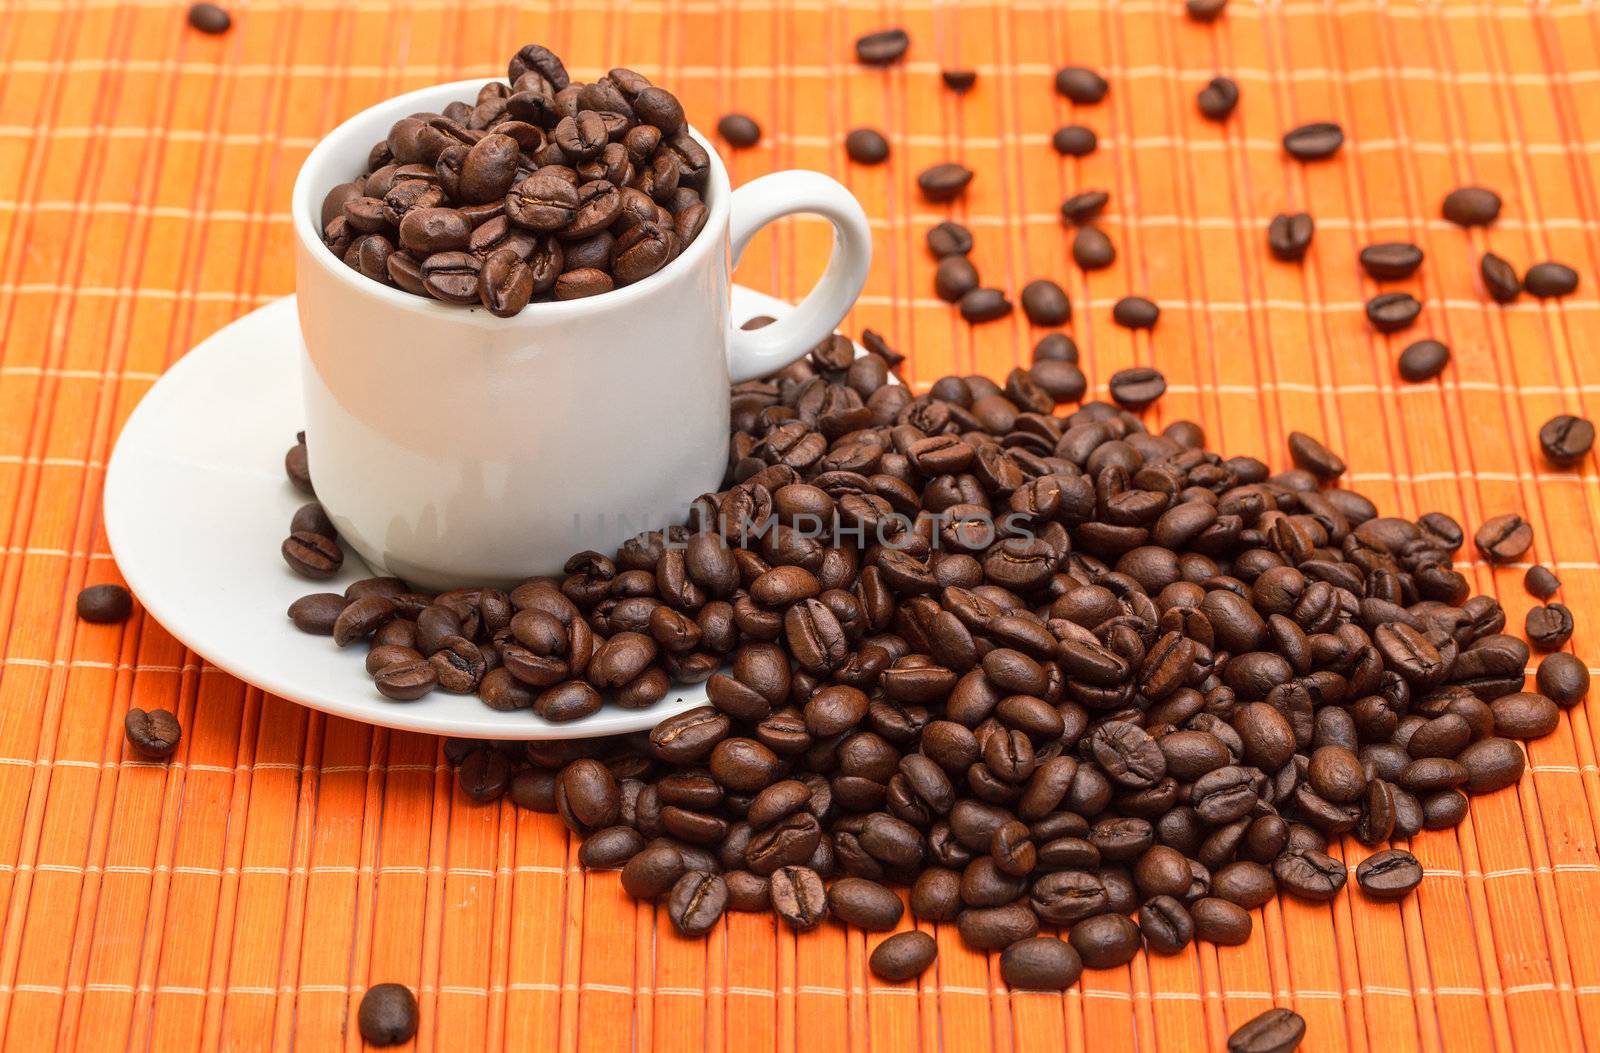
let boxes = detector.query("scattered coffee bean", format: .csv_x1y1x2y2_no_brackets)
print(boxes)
1030,359,1087,403
285,440,314,494
282,531,343,579
1197,76,1239,120
668,871,729,935
1034,332,1079,362
1474,512,1533,563
717,113,761,148
942,69,977,92
1112,296,1160,330
1524,261,1578,298
934,256,980,302
926,221,973,258
1020,279,1071,326
1397,339,1450,382
1480,252,1521,303
358,983,419,1047
1366,291,1422,333
1527,604,1575,651
1525,565,1560,599
1442,186,1501,226
1052,125,1097,157
827,877,904,930
856,28,910,65
78,583,133,624
1000,937,1083,990
869,931,937,982
1188,0,1229,20
124,707,181,758
1060,189,1110,224
1055,66,1108,104
845,128,890,165
1068,913,1141,969
187,2,230,33
1355,848,1422,901
1267,213,1314,262
959,288,1013,324
1358,241,1424,281
1491,692,1560,740
918,163,974,203
1073,226,1116,270
1282,121,1343,160
1538,414,1594,467
1228,1007,1306,1053
1287,431,1345,480
1109,366,1166,409
1537,653,1589,708
288,592,347,635
1191,897,1252,945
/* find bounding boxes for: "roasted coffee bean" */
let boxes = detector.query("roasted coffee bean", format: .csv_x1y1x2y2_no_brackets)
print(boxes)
717,113,761,148
1525,261,1579,298
1109,366,1166,408
1020,279,1071,326
1187,0,1228,21
124,708,181,758
1197,76,1240,120
1031,359,1087,404
869,931,938,981
1527,604,1574,651
942,68,977,91
1537,653,1589,708
1268,213,1314,262
1287,431,1345,480
1191,897,1252,945
282,531,343,579
959,902,1040,950
1282,121,1343,160
667,871,728,935
1061,189,1110,224
78,583,133,623
1355,848,1422,901
1480,252,1521,303
1525,564,1561,600
1139,895,1195,954
1227,1008,1306,1053
960,288,1013,324
289,593,347,635
1053,125,1098,156
1538,414,1594,468
358,984,418,1047
827,877,904,930
1055,66,1109,104
285,441,314,494
934,256,980,302
1072,226,1116,270
1359,242,1424,280
856,28,911,65
1273,847,1346,901
846,128,891,165
927,221,974,259
1474,513,1532,563
1068,913,1141,969
1000,937,1083,990
918,163,974,203
1442,186,1501,227
769,866,828,930
1112,296,1160,330
1491,692,1559,740
1366,292,1422,333
187,2,231,33
1398,339,1450,382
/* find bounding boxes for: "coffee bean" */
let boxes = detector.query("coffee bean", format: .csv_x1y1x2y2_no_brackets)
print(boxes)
1112,296,1159,330
1030,359,1087,403
1480,252,1521,303
827,877,904,930
1358,241,1424,280
668,871,728,935
1282,121,1343,160
1055,66,1108,104
1061,189,1110,224
285,441,314,494
358,983,418,1047
959,288,1013,324
856,28,910,65
458,747,512,802
769,865,828,930
480,247,534,317
1473,512,1532,563
374,658,437,701
1537,652,1589,708
918,163,974,203
1188,0,1228,20
869,930,938,981
1286,431,1345,480
1538,414,1594,467
1109,367,1166,409
78,583,133,623
1191,896,1252,945
926,221,973,258
1227,1008,1305,1053
1366,292,1422,333
1525,564,1561,599
1491,691,1560,739
846,128,891,165
1442,186,1501,226
1397,339,1449,382
187,2,230,33
934,256,980,302
1527,604,1575,651
1072,226,1116,270
1273,847,1346,901
1053,125,1097,156
288,592,347,634
1524,261,1578,298
124,708,181,758
1000,937,1083,990
1355,848,1422,901
1138,895,1195,954
282,531,343,579
1020,279,1071,326
717,113,762,148
942,69,977,92
1197,76,1239,120
1267,213,1314,262
1068,913,1140,969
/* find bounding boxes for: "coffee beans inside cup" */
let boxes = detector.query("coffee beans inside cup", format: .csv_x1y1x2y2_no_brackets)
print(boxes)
319,45,711,316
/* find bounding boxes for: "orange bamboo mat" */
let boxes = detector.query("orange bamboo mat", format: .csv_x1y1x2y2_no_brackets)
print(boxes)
1,0,1599,1050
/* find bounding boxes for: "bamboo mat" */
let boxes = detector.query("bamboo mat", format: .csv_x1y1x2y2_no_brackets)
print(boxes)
1,0,1599,1049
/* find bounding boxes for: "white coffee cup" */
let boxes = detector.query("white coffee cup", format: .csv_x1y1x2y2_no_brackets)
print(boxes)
291,80,871,591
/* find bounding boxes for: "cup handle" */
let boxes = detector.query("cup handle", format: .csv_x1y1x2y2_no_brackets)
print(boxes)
726,170,873,384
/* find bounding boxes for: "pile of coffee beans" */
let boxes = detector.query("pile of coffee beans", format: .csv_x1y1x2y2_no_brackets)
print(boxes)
319,45,710,315
279,302,1583,1004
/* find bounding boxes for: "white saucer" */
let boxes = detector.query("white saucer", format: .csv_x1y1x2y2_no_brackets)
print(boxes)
104,284,805,740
